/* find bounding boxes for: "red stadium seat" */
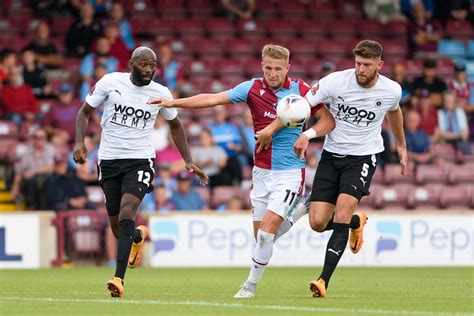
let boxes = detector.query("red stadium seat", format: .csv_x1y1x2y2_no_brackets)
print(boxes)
175,19,205,38
439,184,472,209
308,1,337,20
448,163,474,184
326,20,356,39
444,20,473,40
415,164,448,184
51,17,74,36
384,163,415,184
0,120,18,139
265,19,297,39
278,1,308,19
298,20,328,39
286,39,317,59
358,183,381,210
382,40,408,60
288,59,307,79
157,0,186,18
193,38,226,57
194,186,211,207
187,0,215,18
358,20,385,40
385,21,408,40
185,58,216,79
237,20,266,38
211,186,243,208
318,39,351,59
409,184,442,209
226,38,256,58
0,138,19,163
216,58,246,77
169,38,194,58
146,19,175,37
372,167,384,184
336,0,363,20
375,183,413,209
206,18,235,38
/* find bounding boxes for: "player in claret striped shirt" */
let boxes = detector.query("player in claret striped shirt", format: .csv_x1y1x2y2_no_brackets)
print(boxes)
150,44,335,298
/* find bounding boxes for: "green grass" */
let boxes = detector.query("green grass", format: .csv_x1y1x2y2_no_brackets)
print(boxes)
0,267,473,316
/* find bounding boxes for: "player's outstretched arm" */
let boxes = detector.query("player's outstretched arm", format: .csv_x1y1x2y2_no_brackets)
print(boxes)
149,91,231,109
386,106,408,175
294,106,335,159
73,103,95,164
167,117,209,185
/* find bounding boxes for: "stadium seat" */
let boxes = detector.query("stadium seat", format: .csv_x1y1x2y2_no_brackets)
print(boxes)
326,20,356,39
265,19,297,39
211,186,243,208
435,58,455,78
437,143,456,161
288,59,307,78
466,40,474,60
415,164,448,185
0,120,18,139
385,21,408,40
278,1,308,19
186,58,216,79
145,19,175,38
194,186,211,207
308,1,337,20
384,163,415,184
169,38,194,58
187,0,215,18
193,38,226,57
297,20,327,39
358,20,385,40
439,184,472,209
336,0,363,20
405,59,423,79
448,162,474,184
237,20,266,38
375,184,413,209
215,58,246,77
157,0,187,18
226,38,256,59
206,18,235,38
51,17,74,36
0,138,19,164
372,167,384,184
175,19,205,38
286,39,317,59
438,39,466,60
382,40,408,61
444,20,473,41
409,184,442,209
358,183,381,210
318,39,350,60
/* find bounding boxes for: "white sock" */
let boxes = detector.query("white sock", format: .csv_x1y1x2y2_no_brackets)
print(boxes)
247,230,275,284
274,220,292,242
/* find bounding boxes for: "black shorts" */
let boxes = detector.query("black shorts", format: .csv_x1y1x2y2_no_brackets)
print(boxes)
310,150,377,204
98,158,155,216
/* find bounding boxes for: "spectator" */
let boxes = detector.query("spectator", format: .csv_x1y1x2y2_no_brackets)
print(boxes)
219,0,257,20
408,2,441,59
208,106,243,184
448,61,470,107
153,165,178,198
20,48,53,99
66,2,102,57
239,108,255,165
216,195,243,211
150,114,170,153
170,171,205,211
79,63,107,101
405,110,441,168
80,37,119,82
391,61,412,106
437,92,471,161
0,49,18,86
0,66,39,125
411,59,447,107
319,61,336,80
156,133,187,175
11,129,55,209
44,154,94,211
154,43,184,99
413,89,439,139
108,2,136,50
103,23,130,70
43,83,82,143
191,128,230,188
364,0,406,24
436,0,471,22
23,21,63,68
141,183,175,212
68,133,99,184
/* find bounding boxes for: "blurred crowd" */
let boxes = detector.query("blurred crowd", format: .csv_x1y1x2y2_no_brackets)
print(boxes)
0,0,472,213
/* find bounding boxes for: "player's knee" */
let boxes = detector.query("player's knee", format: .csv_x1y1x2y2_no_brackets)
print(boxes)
309,217,327,232
257,229,275,245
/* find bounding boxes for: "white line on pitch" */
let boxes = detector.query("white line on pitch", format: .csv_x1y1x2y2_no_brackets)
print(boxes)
0,297,471,316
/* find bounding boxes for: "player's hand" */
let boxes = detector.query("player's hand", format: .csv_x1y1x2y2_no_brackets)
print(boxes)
148,97,174,107
255,129,272,153
185,162,209,186
294,134,309,159
73,142,88,164
397,145,408,175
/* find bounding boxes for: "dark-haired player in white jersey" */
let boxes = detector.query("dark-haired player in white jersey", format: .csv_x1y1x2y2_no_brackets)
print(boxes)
73,47,208,298
294,40,408,297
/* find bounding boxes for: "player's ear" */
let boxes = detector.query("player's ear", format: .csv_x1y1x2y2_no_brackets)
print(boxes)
378,59,384,71
128,59,133,69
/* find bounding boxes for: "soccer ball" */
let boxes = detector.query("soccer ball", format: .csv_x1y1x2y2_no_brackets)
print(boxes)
276,94,311,128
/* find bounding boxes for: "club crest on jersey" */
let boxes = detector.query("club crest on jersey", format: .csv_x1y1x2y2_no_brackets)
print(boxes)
374,99,383,107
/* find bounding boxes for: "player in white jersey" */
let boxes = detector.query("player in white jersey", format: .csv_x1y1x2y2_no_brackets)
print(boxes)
73,47,208,298
295,40,408,297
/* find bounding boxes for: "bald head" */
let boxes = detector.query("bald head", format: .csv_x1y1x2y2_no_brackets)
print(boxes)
131,46,156,61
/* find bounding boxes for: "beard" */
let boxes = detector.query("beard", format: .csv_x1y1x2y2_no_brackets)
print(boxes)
356,71,377,87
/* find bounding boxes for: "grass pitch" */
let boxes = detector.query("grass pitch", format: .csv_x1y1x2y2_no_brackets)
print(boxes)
0,267,472,316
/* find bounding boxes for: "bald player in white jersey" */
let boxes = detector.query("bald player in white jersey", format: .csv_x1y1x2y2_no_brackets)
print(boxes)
73,46,208,298
290,40,408,298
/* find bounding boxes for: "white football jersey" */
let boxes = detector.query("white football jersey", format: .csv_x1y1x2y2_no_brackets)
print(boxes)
305,69,401,155
85,72,178,160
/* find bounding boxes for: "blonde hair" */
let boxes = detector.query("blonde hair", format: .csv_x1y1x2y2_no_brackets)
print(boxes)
262,44,290,62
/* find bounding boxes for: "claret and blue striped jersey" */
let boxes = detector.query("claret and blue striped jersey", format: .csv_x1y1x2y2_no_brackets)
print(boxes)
227,76,322,170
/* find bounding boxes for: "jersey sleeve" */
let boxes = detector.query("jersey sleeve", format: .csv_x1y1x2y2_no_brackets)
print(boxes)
388,82,402,111
85,74,110,108
159,88,178,120
305,73,337,107
299,79,324,114
226,79,254,104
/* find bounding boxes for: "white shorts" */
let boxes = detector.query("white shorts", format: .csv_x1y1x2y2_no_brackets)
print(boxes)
250,166,305,221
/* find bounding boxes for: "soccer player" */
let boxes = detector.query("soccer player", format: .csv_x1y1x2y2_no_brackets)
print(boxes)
150,44,335,298
296,40,407,297
73,46,208,298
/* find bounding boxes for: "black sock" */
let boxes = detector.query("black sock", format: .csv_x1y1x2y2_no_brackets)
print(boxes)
319,223,350,288
350,214,360,230
324,216,334,231
133,229,142,243
115,219,135,279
